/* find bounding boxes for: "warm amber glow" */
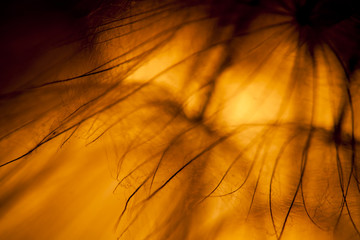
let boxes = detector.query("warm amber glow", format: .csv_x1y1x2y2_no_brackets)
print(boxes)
0,0,359,239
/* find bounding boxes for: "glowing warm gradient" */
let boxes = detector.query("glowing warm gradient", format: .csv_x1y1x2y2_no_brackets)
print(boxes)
0,0,359,239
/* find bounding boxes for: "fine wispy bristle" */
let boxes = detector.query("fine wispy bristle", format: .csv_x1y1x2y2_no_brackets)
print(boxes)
0,0,359,239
